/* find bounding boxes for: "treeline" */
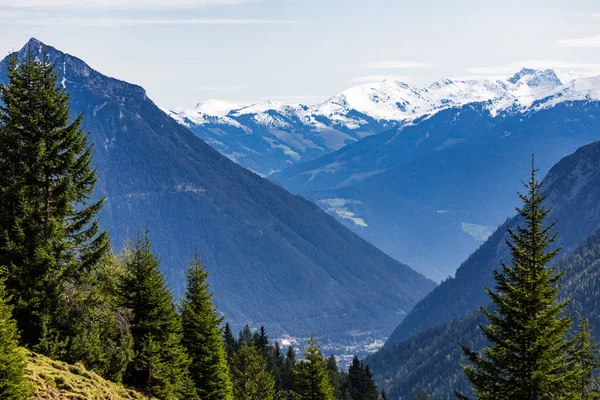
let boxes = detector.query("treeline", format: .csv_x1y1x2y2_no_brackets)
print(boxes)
0,46,386,399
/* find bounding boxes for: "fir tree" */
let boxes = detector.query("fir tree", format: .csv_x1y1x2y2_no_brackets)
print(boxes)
325,355,342,399
255,326,270,357
223,322,236,361
180,252,233,400
231,343,278,400
0,267,30,399
0,51,109,348
381,389,388,400
271,342,286,392
239,325,253,346
571,316,600,399
292,336,335,400
347,356,378,400
457,160,576,400
121,234,188,398
284,345,297,395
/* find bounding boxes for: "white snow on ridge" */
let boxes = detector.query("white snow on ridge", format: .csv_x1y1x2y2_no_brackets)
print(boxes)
167,68,600,132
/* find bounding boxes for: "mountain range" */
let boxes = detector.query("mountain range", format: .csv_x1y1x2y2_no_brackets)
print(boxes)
168,69,600,282
0,38,435,344
366,139,600,398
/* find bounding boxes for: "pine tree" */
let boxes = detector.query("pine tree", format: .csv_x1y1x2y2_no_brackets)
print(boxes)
223,322,236,361
271,342,286,392
292,336,335,400
231,343,278,400
284,345,297,394
255,326,270,357
571,316,600,399
121,234,188,398
239,325,253,346
457,160,576,400
0,50,108,348
347,356,378,400
180,252,233,400
381,389,388,400
325,355,341,399
0,267,30,399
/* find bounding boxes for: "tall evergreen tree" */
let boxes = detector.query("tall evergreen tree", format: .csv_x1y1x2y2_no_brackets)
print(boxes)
457,161,576,400
0,50,108,348
0,267,30,399
121,234,188,399
231,343,278,400
180,253,233,400
347,356,378,400
292,336,335,400
239,325,253,346
223,322,236,361
325,355,342,399
284,345,297,395
571,316,600,399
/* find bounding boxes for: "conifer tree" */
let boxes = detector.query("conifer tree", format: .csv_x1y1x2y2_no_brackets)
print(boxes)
347,356,378,400
271,342,286,392
292,336,335,400
325,355,342,399
381,389,388,400
121,234,188,398
239,325,253,346
0,267,30,399
180,253,233,400
0,50,108,348
231,343,278,400
571,316,600,399
457,161,576,400
223,322,236,361
284,345,297,394
255,326,270,357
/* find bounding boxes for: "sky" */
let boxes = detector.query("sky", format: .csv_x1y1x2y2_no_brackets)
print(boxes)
1,0,600,107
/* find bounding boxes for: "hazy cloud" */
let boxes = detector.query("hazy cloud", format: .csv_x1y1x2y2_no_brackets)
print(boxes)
15,17,298,27
365,61,436,69
554,35,600,48
0,0,254,9
466,60,600,76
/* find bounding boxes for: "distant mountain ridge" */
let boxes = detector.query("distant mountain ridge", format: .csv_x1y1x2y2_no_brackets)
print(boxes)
166,68,599,176
0,38,435,343
366,140,600,399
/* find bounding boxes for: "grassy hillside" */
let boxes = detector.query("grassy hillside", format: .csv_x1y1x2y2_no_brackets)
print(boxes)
26,351,150,400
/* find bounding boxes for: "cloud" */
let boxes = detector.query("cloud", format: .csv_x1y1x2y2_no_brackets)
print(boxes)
8,16,298,27
184,85,246,91
554,35,600,48
0,0,254,9
466,60,600,77
365,61,435,69
350,75,413,84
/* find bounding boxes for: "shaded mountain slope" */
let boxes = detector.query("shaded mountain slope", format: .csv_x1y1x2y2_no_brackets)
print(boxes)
0,38,435,341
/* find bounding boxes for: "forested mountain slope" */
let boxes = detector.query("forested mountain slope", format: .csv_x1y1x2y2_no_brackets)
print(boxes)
386,140,600,345
0,38,435,342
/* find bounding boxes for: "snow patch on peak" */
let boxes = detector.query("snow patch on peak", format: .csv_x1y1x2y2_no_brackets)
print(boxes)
193,99,242,117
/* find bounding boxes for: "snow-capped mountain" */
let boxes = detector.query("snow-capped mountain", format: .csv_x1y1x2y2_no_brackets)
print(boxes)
165,68,597,176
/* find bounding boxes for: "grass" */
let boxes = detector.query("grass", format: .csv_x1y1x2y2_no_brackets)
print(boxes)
26,350,152,399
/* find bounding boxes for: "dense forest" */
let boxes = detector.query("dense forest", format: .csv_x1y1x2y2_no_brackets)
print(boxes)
0,51,388,399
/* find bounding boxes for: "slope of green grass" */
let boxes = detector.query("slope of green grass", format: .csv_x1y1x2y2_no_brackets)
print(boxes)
26,351,151,399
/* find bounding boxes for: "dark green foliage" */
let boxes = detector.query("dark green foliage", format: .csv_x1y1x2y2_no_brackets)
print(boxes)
239,325,253,346
271,343,286,392
284,345,297,395
231,343,278,400
571,316,600,399
325,355,341,399
180,253,233,400
121,234,189,398
0,268,30,399
292,337,335,400
0,49,108,350
458,165,575,399
345,356,378,400
223,323,236,361
49,252,134,382
254,326,270,357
